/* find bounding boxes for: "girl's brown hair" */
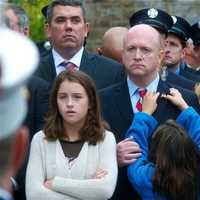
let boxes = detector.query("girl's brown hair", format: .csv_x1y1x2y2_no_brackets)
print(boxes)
149,120,200,200
44,70,107,144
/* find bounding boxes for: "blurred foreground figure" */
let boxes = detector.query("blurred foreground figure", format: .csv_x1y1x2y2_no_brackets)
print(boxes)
4,4,50,200
0,2,39,199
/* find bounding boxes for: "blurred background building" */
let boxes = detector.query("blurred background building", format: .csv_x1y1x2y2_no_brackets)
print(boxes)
8,0,200,51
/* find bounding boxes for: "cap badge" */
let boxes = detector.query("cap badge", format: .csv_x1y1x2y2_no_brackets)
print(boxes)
147,8,158,18
172,16,177,24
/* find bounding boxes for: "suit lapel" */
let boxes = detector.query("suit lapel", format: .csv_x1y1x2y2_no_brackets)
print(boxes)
156,79,170,94
42,52,56,82
47,53,56,81
114,80,134,136
153,80,169,118
153,80,178,124
80,49,96,77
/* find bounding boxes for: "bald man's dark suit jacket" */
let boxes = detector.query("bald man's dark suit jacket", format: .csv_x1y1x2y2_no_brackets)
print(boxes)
35,48,125,90
99,78,200,200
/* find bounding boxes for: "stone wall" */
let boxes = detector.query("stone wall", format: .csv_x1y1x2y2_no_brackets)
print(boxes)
84,0,200,51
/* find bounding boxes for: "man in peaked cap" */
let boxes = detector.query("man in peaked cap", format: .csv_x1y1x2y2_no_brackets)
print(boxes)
129,8,173,36
164,15,190,71
164,15,200,83
184,21,200,75
191,21,200,46
131,9,197,90
129,8,196,91
0,15,39,200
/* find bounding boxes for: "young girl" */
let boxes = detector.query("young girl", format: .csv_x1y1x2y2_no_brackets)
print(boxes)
26,70,118,200
126,88,200,200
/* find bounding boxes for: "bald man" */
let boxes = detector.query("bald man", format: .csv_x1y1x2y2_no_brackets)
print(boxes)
97,27,128,63
100,24,200,200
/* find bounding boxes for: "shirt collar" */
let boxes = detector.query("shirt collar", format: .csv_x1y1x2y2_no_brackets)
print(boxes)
52,47,84,69
127,73,160,97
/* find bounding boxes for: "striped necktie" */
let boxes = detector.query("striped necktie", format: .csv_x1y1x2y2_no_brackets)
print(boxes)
59,61,77,70
136,88,147,112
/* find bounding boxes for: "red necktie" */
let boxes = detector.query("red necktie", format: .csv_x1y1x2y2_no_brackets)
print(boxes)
66,62,77,70
60,61,77,70
136,88,146,112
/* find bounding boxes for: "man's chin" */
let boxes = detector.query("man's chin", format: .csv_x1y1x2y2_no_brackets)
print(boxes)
163,59,174,66
62,43,77,49
129,68,145,75
164,63,175,68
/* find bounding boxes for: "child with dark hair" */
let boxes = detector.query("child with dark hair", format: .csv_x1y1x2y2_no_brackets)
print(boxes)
127,88,200,200
26,70,117,200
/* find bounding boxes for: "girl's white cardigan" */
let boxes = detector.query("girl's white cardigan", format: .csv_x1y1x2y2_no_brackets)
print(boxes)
26,130,118,200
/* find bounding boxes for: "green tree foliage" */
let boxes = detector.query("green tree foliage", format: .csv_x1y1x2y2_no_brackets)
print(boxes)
8,0,49,42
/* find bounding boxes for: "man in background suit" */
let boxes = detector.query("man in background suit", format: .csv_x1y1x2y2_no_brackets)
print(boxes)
100,23,200,200
35,0,125,90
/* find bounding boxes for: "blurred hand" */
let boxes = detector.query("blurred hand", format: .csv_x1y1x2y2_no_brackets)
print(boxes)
117,138,141,167
162,88,189,110
44,179,53,189
92,169,108,179
142,91,160,115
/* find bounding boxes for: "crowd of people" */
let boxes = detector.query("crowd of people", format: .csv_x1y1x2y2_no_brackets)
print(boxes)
1,0,200,200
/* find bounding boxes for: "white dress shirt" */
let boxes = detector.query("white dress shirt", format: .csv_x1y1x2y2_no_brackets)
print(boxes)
52,47,84,75
127,73,160,113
